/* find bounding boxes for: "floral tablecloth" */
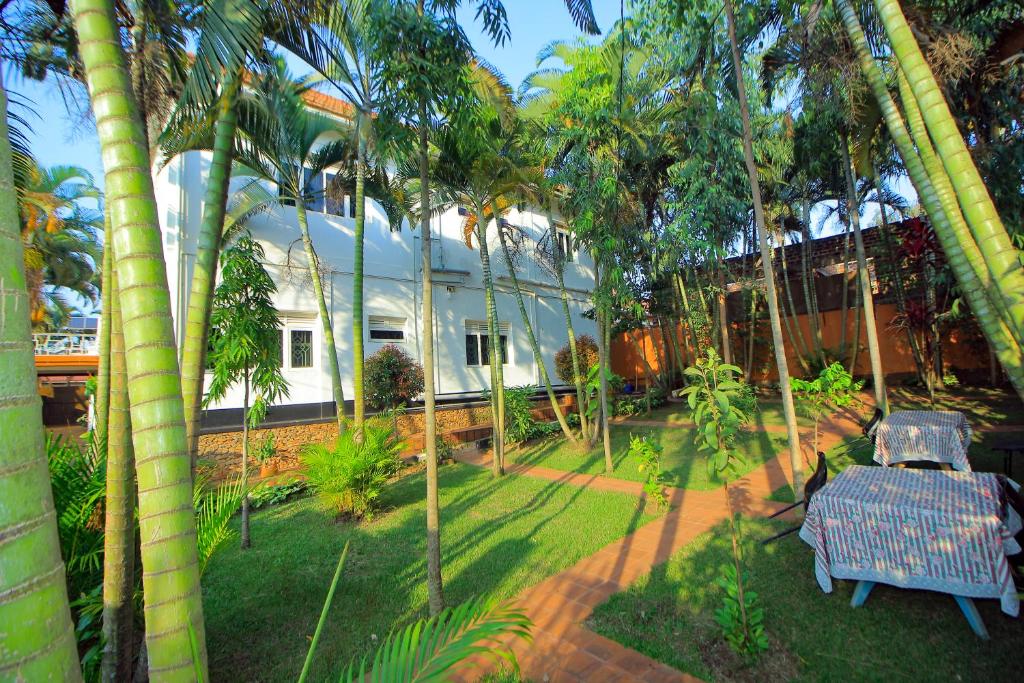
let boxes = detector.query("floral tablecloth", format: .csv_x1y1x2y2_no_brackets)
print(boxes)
799,465,1022,616
874,410,973,471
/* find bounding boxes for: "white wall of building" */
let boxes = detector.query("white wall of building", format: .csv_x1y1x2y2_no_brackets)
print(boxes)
157,149,597,413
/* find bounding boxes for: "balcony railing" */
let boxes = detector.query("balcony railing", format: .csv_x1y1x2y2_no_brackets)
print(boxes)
34,333,99,356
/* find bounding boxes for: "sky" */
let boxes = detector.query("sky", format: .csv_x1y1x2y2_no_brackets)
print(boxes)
12,1,626,187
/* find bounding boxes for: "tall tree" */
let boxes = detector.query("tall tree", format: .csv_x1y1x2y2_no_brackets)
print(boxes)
204,234,288,548
71,0,208,677
720,0,803,490
0,68,82,681
233,59,353,434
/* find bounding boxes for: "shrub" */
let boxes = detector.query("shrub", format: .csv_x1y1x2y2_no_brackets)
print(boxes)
365,344,425,411
248,479,306,509
554,334,599,386
253,432,276,464
300,418,405,519
482,385,543,444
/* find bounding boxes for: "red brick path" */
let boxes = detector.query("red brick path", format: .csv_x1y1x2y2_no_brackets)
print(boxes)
450,420,832,682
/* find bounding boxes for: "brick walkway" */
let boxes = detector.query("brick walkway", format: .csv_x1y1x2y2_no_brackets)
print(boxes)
450,420,838,682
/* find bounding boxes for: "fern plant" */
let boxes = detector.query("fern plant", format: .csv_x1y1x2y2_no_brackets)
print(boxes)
301,417,404,519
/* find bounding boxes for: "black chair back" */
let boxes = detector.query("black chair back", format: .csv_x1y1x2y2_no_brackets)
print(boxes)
803,451,828,511
863,408,884,446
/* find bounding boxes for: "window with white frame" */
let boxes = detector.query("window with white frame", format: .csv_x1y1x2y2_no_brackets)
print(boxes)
289,329,314,368
556,229,575,262
465,321,509,366
368,315,406,342
279,166,352,218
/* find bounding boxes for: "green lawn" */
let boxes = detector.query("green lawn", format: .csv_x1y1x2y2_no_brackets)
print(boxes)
512,424,787,490
589,517,1024,681
202,463,657,682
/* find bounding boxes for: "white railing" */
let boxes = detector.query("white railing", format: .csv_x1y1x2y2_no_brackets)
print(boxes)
34,333,99,356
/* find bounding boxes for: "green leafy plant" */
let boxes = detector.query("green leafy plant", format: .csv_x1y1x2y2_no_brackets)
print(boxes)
204,233,289,548
679,349,767,660
790,362,863,459
253,432,277,464
628,434,669,510
248,479,307,509
714,563,769,661
193,473,249,575
365,343,425,411
300,417,405,519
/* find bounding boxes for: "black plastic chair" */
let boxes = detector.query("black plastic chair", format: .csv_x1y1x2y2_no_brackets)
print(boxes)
863,408,883,446
997,475,1024,580
763,452,829,545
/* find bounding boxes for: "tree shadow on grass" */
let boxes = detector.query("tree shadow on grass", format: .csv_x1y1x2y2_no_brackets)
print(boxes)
201,463,656,682
589,515,1024,682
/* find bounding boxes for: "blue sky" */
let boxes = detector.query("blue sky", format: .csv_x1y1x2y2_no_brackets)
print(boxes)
12,1,625,187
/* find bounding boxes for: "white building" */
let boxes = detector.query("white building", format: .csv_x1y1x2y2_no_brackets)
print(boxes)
156,93,597,422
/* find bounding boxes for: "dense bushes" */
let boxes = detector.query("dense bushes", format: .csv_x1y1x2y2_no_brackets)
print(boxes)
554,334,599,385
365,344,425,411
482,385,562,444
300,418,405,519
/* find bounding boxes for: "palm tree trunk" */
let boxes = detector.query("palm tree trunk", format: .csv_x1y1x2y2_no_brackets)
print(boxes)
295,203,346,432
800,198,824,366
182,74,241,466
417,78,444,614
724,0,803,492
594,259,613,473
0,73,82,682
100,266,135,683
241,371,251,549
95,217,112,441
495,212,578,444
716,265,732,364
873,164,927,385
745,285,758,378
777,234,811,374
838,219,851,360
553,240,589,440
476,206,505,475
836,0,1024,399
73,1,209,677
875,0,1024,340
352,134,367,429
841,137,887,412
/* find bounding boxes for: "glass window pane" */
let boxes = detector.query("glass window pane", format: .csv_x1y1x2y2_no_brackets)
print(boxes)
325,173,343,215
499,334,508,364
291,330,313,368
465,334,478,366
480,334,490,366
348,194,358,218
305,169,324,213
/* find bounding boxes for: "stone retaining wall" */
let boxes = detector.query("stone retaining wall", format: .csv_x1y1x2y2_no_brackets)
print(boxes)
199,393,577,479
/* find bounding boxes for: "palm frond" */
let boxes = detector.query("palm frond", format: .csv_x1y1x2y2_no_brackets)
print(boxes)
342,596,532,682
194,474,247,575
222,180,278,246
563,0,600,35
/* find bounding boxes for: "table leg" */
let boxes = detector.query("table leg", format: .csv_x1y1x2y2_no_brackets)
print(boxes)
850,580,876,607
952,595,990,640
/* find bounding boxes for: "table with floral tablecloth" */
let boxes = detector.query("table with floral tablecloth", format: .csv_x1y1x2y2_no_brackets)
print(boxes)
799,465,1021,616
874,410,973,471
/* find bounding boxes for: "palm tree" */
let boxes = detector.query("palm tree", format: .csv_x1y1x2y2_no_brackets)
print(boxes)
872,0,1024,341
17,162,102,330
100,259,135,683
722,0,804,491
835,0,1024,398
0,69,82,681
232,59,354,434
71,0,209,677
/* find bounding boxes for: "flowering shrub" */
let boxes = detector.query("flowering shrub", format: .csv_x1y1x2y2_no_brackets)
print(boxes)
365,344,425,411
554,334,599,385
